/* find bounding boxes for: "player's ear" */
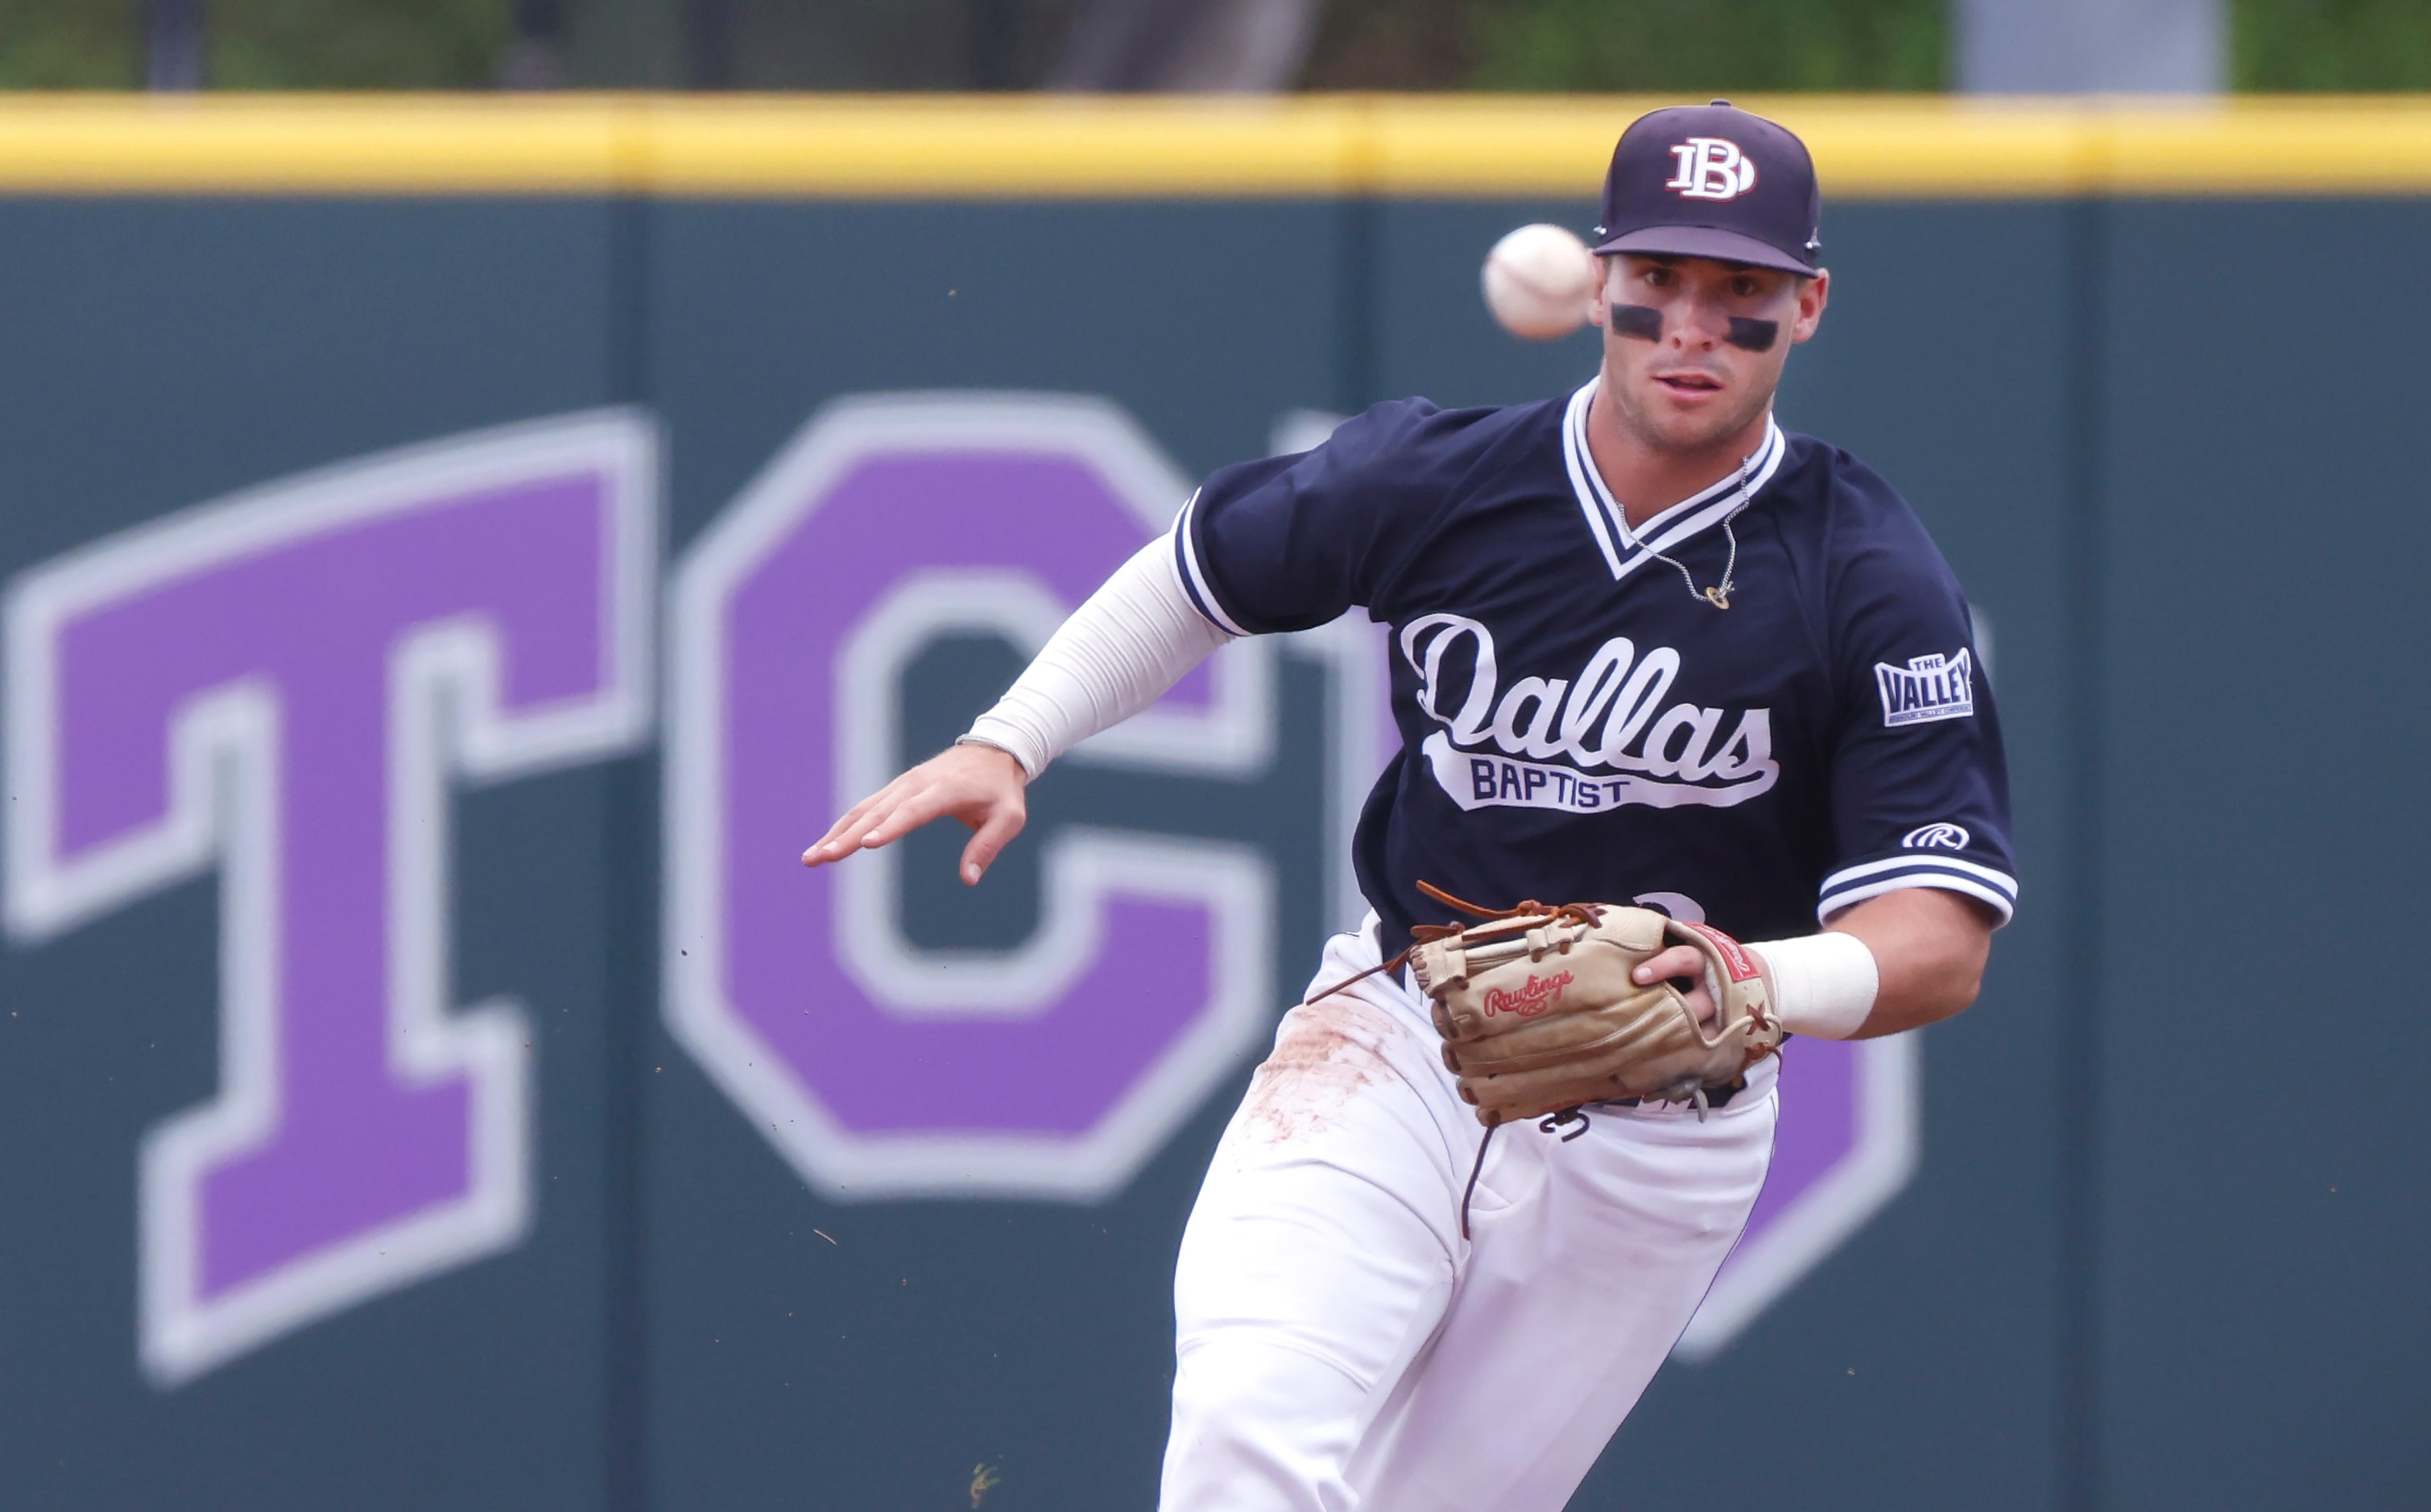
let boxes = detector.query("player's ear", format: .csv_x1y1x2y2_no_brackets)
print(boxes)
1588,255,1618,328
1790,269,1829,344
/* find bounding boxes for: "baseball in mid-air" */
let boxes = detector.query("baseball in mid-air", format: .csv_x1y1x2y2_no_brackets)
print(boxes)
1481,223,1598,340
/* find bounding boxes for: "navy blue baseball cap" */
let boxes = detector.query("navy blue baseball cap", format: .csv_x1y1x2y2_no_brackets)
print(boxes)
1590,101,1822,277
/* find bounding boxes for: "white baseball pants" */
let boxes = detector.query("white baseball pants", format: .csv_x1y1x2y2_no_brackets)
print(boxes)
1160,919,1778,1512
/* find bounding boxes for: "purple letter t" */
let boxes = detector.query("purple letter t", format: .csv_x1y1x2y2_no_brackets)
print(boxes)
3,414,655,1386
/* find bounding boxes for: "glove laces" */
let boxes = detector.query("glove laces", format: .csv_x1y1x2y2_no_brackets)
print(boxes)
1299,881,1605,1009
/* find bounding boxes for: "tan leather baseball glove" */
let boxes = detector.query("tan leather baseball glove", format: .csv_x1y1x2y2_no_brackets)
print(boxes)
1404,886,1781,1129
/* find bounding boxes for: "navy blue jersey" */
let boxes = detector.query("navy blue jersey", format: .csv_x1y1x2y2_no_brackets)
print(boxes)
1172,382,2016,951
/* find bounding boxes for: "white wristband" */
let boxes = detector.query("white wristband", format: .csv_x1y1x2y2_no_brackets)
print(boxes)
1748,932,1880,1040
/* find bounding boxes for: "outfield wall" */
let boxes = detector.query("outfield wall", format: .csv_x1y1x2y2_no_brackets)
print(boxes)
0,97,2422,1512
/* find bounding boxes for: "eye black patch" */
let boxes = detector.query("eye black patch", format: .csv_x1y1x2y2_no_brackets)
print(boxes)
1726,317,1779,352
1609,304,1664,342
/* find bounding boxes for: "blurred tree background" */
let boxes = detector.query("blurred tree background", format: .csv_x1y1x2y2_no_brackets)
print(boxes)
0,0,142,85
1301,0,1946,90
0,0,2422,90
212,0,512,87
0,0,511,86
1302,0,2431,90
2232,0,2431,89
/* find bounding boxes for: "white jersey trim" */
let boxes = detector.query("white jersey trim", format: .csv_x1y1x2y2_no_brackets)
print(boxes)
1818,851,2017,927
1171,489,1253,638
1821,853,2017,897
1559,381,1787,588
1818,872,2015,927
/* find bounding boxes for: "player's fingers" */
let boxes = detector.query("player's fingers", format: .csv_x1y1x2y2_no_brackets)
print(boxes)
851,785,957,850
802,783,903,865
804,803,879,865
1688,979,1721,1029
1631,943,1707,986
957,803,1027,885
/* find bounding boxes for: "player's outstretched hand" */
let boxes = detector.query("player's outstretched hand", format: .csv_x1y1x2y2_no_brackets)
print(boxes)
801,742,1029,885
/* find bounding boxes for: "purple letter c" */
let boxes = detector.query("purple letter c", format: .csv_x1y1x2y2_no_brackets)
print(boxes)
665,393,1279,1203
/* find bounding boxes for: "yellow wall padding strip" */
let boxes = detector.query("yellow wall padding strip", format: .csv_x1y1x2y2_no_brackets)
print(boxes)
0,97,634,194
643,97,1359,196
0,95,2427,199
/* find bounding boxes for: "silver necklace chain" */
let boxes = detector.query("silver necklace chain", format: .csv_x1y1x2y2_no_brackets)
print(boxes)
1619,452,1757,611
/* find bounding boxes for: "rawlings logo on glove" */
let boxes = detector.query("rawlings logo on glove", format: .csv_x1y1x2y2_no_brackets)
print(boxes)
1483,971,1573,1018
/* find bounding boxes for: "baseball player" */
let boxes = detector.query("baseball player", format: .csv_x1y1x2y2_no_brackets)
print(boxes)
805,102,2013,1512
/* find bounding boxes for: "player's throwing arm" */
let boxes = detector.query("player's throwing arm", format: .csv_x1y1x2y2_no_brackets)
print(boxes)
803,101,2011,1512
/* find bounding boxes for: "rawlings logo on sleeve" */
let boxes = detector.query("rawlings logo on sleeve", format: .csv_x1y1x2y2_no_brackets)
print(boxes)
1902,821,1970,850
1874,650,1974,728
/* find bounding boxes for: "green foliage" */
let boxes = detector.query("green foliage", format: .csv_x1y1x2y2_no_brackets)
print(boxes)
0,0,2428,95
1301,0,1946,90
1303,0,2431,93
209,0,514,89
0,0,141,88
0,0,516,89
1300,0,1481,89
1466,0,1947,93
2235,0,2431,89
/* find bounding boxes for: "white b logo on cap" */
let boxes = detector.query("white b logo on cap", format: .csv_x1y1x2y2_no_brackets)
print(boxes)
1665,138,1758,200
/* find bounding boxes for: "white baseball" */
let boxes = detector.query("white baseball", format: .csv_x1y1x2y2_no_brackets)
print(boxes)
1481,223,1598,341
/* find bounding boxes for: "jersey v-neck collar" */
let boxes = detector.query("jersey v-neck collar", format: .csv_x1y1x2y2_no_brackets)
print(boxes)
1559,379,1787,585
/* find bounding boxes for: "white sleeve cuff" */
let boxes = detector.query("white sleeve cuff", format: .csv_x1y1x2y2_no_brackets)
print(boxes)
1817,856,2017,927
1749,931,1880,1040
962,532,1234,779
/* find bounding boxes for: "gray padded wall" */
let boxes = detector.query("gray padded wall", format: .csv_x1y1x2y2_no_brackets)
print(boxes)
0,200,625,1510
0,187,2418,1512
2089,200,2431,1510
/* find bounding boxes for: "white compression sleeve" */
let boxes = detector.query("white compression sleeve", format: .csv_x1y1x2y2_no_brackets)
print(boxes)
1748,932,1881,1040
960,534,1234,779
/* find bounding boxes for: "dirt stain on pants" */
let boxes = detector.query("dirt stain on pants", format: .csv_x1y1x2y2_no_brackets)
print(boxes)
1240,996,1402,1143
